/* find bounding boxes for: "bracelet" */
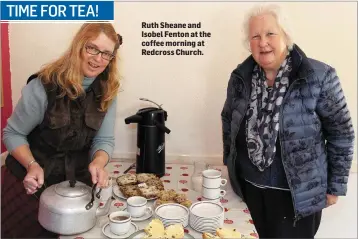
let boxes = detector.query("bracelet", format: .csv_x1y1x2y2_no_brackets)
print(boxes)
27,160,38,170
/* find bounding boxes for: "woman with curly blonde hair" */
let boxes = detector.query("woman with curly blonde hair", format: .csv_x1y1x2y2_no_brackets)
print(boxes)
2,23,122,238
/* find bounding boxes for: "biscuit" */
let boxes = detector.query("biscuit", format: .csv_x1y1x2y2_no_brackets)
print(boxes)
119,185,140,198
174,193,187,203
216,227,242,238
144,219,165,238
136,173,158,183
158,189,177,201
145,178,165,191
116,174,137,186
180,199,192,208
138,185,160,199
164,224,184,239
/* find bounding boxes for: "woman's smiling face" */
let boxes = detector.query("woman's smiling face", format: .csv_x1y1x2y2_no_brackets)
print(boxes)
249,13,288,71
81,32,116,78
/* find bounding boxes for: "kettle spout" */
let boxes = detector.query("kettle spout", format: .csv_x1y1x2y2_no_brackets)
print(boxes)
96,196,115,217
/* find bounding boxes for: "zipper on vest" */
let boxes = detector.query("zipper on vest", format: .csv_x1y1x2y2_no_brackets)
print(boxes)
279,78,301,227
293,216,298,227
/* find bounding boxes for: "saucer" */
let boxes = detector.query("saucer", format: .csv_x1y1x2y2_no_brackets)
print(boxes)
130,209,153,222
102,222,138,239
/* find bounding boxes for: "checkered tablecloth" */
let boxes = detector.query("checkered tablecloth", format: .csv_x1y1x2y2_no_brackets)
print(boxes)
60,159,258,239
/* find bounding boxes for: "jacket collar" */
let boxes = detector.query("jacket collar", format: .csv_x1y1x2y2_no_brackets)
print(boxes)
290,44,315,80
27,73,104,98
86,75,103,98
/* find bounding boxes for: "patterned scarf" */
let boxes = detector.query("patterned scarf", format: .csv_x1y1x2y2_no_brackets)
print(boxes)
246,55,292,172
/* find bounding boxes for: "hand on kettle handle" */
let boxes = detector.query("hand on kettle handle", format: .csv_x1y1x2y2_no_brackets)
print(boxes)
88,159,109,188
23,162,44,195
154,120,171,134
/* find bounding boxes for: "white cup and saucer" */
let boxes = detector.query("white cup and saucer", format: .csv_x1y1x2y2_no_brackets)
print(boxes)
126,196,153,221
102,211,138,238
202,169,227,188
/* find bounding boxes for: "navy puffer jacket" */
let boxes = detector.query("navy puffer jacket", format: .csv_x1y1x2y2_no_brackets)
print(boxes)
221,44,355,223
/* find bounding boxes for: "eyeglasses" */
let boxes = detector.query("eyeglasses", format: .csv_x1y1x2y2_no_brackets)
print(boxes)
85,45,115,61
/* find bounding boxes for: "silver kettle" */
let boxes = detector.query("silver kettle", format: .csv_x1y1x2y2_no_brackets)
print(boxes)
38,180,113,235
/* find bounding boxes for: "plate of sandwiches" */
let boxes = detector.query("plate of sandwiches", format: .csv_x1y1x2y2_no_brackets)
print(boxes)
128,218,195,239
113,173,164,200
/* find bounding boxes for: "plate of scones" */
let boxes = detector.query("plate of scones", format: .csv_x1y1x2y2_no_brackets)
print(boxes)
113,173,165,200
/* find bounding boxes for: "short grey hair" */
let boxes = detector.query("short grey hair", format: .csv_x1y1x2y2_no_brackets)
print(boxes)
242,4,294,51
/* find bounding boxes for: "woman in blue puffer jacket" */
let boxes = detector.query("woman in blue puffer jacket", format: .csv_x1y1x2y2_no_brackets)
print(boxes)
221,4,355,238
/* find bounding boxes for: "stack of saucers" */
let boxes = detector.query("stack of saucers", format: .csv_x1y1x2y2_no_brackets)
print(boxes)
189,201,224,233
154,203,189,227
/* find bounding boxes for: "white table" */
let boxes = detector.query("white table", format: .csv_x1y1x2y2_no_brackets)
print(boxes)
60,160,258,239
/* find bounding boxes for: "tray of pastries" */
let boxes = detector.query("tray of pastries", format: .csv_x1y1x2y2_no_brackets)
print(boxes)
113,173,165,200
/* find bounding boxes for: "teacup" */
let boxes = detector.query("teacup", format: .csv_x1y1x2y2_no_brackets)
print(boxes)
109,211,131,235
127,196,153,218
202,169,227,188
202,186,226,199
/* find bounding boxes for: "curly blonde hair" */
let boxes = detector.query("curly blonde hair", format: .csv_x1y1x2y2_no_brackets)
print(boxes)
37,23,121,111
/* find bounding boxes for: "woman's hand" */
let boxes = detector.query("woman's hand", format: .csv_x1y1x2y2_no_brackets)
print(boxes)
88,160,109,188
326,194,339,207
89,150,110,188
23,162,44,195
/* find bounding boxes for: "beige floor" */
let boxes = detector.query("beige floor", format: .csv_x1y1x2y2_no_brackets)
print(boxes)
315,173,357,238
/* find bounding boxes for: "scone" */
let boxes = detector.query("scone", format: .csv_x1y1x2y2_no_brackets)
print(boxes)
138,185,160,199
202,232,221,239
180,199,192,208
174,193,187,203
145,178,165,191
158,189,177,201
116,174,137,186
136,173,158,183
216,227,242,238
119,185,140,198
163,224,184,239
242,235,257,239
144,219,165,238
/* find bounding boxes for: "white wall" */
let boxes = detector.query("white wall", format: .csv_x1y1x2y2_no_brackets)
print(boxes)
8,2,357,166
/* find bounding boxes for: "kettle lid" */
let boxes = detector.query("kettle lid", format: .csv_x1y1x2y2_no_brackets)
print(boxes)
54,181,89,197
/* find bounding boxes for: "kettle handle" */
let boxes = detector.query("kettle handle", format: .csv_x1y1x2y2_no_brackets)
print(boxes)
85,183,101,210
